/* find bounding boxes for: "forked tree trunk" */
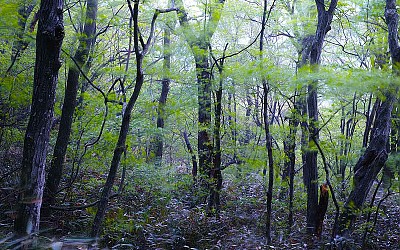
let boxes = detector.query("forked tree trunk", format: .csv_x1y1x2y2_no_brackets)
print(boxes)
14,0,64,238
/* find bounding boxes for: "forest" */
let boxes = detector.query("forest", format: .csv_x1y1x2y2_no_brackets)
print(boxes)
0,0,400,249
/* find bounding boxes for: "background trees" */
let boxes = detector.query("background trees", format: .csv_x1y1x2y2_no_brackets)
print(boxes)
0,0,399,249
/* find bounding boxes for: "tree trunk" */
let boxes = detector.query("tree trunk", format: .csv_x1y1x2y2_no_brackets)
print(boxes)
148,26,171,166
208,49,226,217
258,0,275,244
316,183,329,237
44,0,98,208
14,0,64,238
338,0,398,235
91,1,144,237
282,101,299,231
90,1,177,237
304,83,319,233
195,53,213,193
176,0,225,202
301,0,338,234
338,93,395,235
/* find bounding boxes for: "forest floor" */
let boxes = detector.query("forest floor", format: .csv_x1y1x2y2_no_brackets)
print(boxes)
1,165,400,249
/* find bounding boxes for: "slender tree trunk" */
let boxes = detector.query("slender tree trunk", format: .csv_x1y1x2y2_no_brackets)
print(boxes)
208,48,227,217
43,0,98,208
90,1,177,237
263,83,274,244
282,101,299,231
14,0,64,238
149,26,171,166
91,1,144,237
259,0,274,243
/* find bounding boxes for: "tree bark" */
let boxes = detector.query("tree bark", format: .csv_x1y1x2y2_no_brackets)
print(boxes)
91,1,143,237
316,184,329,237
258,0,275,244
44,0,98,208
14,0,64,238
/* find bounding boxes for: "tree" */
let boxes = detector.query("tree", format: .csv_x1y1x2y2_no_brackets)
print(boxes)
302,0,338,234
175,0,225,192
90,0,177,237
259,0,275,244
14,0,64,239
43,0,98,208
148,19,172,166
338,0,398,236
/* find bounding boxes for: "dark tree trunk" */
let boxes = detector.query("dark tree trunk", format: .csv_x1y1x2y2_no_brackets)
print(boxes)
304,83,319,233
91,1,144,237
339,93,357,179
14,0,64,238
44,0,98,208
363,98,379,147
282,101,299,231
338,0,399,235
263,83,274,244
301,0,338,234
258,0,274,244
338,94,395,234
208,46,227,217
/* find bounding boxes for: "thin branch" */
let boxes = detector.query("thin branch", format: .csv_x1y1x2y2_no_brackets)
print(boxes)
144,7,179,54
62,48,106,99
